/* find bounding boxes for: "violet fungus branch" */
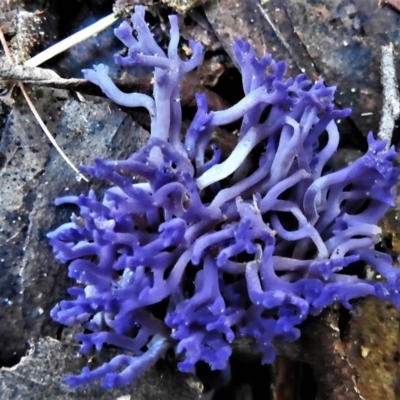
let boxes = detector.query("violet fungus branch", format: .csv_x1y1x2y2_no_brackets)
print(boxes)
48,6,399,388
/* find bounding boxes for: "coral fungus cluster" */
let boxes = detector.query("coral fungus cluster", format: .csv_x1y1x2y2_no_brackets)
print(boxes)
48,6,399,388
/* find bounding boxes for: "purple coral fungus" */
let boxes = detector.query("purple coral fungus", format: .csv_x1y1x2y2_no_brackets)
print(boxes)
48,5,399,388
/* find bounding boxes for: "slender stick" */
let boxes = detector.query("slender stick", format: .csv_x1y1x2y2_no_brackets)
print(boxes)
24,13,119,67
377,43,400,147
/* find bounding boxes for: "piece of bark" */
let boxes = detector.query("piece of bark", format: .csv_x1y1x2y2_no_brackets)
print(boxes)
204,0,283,66
203,0,357,142
343,298,400,400
204,0,400,139
0,337,213,400
281,0,400,137
271,356,298,400
274,309,365,400
178,9,221,53
0,86,150,364
379,0,400,12
232,306,364,400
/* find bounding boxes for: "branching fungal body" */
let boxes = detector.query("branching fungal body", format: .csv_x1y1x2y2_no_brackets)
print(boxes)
48,6,399,388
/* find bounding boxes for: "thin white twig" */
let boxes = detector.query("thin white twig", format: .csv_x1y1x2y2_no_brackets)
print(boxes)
24,13,119,67
377,43,400,147
257,3,291,55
